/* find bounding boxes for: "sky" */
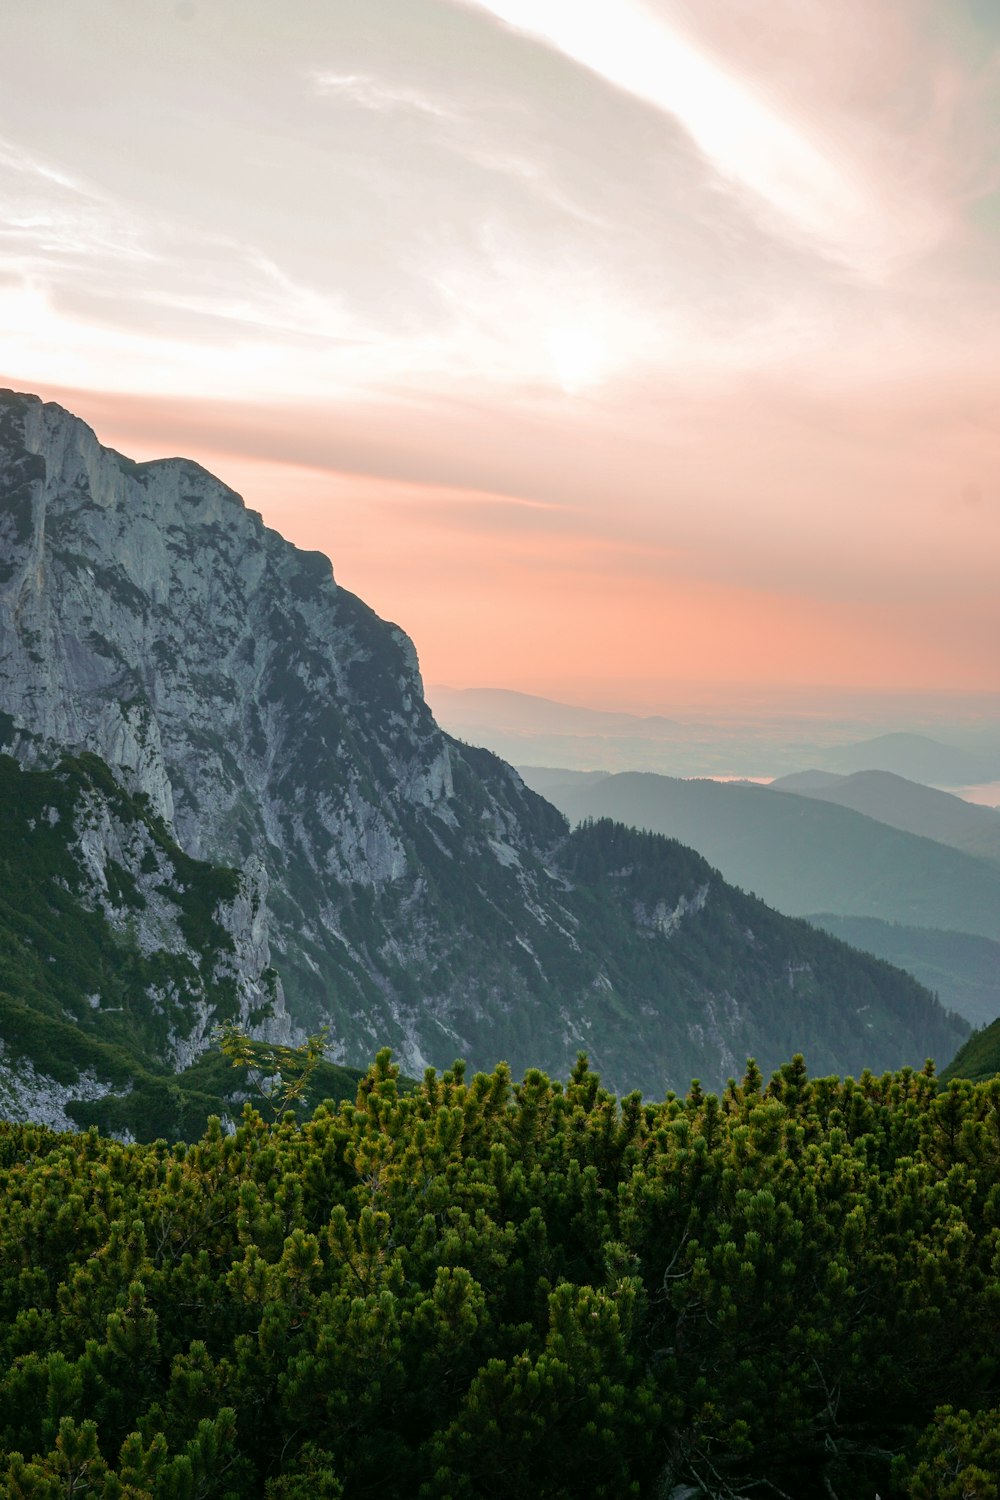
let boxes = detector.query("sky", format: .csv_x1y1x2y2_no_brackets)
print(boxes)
1,0,999,712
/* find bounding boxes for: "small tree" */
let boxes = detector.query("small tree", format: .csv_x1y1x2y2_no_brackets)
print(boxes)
214,1023,329,1121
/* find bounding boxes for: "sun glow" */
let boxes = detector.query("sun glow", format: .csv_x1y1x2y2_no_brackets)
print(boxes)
544,324,608,393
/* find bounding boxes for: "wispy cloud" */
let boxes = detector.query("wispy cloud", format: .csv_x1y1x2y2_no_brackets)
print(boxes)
0,135,157,268
142,250,373,343
312,71,457,120
455,0,955,275
0,138,96,197
1,0,998,697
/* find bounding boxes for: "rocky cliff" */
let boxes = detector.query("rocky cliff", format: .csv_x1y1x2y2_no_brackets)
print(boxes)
0,748,291,1135
0,390,968,1104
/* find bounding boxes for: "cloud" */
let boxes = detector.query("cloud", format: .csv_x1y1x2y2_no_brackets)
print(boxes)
454,0,964,275
1,0,998,698
0,135,157,271
311,71,457,120
8,373,997,694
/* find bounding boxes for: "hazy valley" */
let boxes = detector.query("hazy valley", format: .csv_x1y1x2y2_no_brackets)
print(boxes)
426,685,1000,1034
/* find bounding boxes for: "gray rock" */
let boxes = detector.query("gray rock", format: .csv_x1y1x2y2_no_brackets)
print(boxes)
0,390,576,1073
0,390,967,1094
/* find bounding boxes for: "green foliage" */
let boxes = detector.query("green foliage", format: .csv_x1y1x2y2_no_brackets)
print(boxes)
1,1053,999,1495
941,1016,1000,1084
215,1023,330,1120
900,1405,1000,1498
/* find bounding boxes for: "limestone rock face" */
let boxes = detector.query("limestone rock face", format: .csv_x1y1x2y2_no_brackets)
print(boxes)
0,390,968,1094
0,747,292,1135
0,390,574,1074
0,392,436,858
69,776,291,1067
0,1046,116,1135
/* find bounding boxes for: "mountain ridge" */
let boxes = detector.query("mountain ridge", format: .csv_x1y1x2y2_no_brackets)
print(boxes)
523,769,1000,945
0,390,967,1108
805,914,1000,1029
770,767,1000,863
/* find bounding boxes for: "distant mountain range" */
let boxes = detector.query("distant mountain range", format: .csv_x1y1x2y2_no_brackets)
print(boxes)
521,768,1000,1027
0,390,968,1130
522,770,1000,941
815,733,999,787
771,768,1000,862
428,687,684,736
432,686,1000,786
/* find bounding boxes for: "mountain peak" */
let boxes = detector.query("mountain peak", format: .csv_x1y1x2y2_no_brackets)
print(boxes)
0,394,967,1103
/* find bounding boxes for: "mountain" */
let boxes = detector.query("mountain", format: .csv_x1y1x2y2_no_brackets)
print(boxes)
805,916,1000,1030
427,685,702,777
0,745,370,1138
773,769,853,792
771,768,1000,862
0,391,967,1108
816,731,999,786
427,686,813,780
523,769,1000,945
515,765,612,794
427,686,683,736
940,1019,1000,1083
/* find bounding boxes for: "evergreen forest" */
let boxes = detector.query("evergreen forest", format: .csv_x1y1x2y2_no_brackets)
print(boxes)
2,1049,1000,1497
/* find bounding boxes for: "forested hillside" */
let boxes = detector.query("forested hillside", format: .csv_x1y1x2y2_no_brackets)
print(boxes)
941,1019,1000,1085
1,1053,999,1497
807,914,1000,1029
531,769,1000,942
0,727,969,1118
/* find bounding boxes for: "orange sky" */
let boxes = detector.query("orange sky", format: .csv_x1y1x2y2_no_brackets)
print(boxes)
2,0,999,710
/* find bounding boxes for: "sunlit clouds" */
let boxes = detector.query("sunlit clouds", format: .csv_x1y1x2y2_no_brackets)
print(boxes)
312,72,459,121
0,0,998,702
457,0,949,275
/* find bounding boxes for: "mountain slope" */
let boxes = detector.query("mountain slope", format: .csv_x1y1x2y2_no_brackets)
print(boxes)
0,391,967,1095
771,769,1000,863
818,732,998,785
526,770,1000,943
553,819,963,1082
804,915,1000,1030
0,747,317,1138
940,1019,1000,1083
